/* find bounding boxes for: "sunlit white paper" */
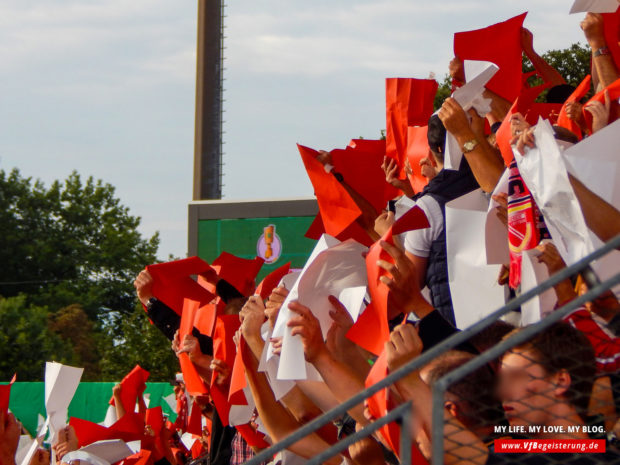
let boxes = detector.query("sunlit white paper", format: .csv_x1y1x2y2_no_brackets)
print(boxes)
446,189,506,329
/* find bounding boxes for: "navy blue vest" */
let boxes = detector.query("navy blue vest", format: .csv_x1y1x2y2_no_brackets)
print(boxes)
412,159,479,327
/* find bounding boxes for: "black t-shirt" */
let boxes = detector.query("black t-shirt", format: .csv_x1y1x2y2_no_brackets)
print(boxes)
147,298,213,356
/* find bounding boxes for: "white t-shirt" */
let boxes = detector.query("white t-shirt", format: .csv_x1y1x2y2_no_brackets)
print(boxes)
401,195,444,258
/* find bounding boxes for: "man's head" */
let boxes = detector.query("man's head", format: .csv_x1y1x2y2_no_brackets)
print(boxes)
422,351,504,436
427,114,446,166
499,322,595,429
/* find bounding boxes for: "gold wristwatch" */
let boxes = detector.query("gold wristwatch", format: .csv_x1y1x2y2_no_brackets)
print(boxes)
462,139,479,153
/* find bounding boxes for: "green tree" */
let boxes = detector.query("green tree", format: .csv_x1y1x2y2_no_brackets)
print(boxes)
0,168,178,381
0,295,73,380
0,169,159,319
98,304,179,382
523,42,591,89
48,304,102,380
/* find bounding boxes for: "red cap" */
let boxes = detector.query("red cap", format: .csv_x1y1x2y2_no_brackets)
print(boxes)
454,13,528,102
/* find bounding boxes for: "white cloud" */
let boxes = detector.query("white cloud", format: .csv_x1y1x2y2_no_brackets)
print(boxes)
0,0,592,258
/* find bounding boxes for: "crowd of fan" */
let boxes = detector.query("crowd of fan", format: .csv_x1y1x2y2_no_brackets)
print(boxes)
2,5,620,465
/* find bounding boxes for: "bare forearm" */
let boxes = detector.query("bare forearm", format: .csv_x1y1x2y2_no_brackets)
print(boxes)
312,351,368,425
569,174,620,244
113,394,126,419
524,49,566,87
593,52,620,89
244,354,340,463
454,129,504,192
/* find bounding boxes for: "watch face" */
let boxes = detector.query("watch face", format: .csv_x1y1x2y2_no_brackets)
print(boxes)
464,141,476,151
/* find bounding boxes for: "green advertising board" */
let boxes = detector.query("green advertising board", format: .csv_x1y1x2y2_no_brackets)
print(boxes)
189,199,319,281
2,382,176,438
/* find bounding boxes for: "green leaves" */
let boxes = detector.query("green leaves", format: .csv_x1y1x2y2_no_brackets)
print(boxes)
0,168,174,381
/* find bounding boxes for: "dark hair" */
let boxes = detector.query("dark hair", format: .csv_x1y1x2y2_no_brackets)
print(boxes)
552,125,579,144
425,351,505,430
468,320,516,354
490,122,502,134
505,322,596,420
427,114,447,160
546,84,576,104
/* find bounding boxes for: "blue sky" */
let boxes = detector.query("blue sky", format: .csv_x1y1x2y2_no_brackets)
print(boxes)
0,0,586,259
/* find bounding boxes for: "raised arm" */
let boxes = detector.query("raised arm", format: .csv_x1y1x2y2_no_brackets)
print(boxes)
287,300,369,425
438,98,504,192
581,13,620,90
568,174,620,245
240,337,341,464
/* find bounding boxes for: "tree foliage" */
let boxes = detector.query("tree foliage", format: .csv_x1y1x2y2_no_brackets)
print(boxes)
0,295,73,381
98,304,179,382
0,169,159,319
0,168,179,381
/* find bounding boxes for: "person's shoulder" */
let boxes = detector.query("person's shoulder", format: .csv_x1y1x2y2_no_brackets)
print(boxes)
414,195,443,225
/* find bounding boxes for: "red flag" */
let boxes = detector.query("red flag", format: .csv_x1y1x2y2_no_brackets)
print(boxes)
305,212,375,247
556,75,592,140
495,83,552,166
365,351,428,463
187,401,204,436
386,78,438,177
255,262,291,300
406,126,431,194
178,299,209,396
349,206,430,355
454,13,528,102
298,144,362,237
109,365,149,414
236,423,270,449
0,374,16,416
70,412,145,447
603,8,620,70
582,77,620,132
331,145,389,214
122,450,153,465
146,257,215,316
210,315,242,426
228,336,249,405
212,252,264,297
